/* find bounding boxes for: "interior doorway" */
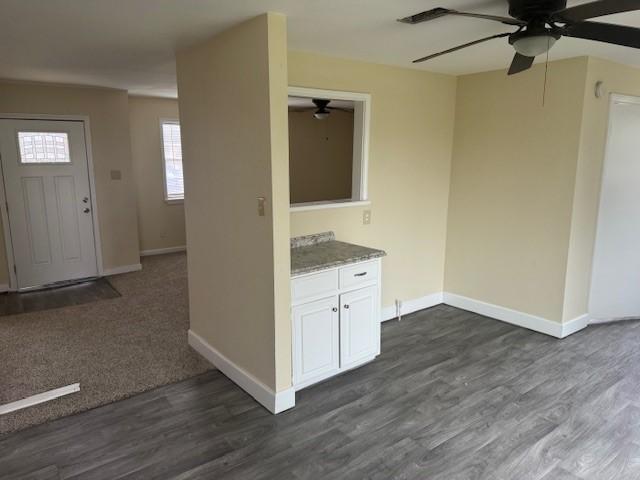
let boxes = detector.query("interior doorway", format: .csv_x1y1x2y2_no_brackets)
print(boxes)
589,94,640,322
0,118,99,290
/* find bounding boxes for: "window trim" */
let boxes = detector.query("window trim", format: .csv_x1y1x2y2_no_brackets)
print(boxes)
159,118,184,204
287,86,371,209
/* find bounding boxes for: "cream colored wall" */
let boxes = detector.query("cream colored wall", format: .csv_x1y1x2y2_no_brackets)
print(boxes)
177,13,291,392
128,96,186,253
268,18,293,392
288,109,354,203
444,57,589,323
0,80,140,279
288,51,457,308
562,57,640,321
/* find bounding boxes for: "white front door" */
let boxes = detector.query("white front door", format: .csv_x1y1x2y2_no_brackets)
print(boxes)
589,98,640,321
0,119,98,289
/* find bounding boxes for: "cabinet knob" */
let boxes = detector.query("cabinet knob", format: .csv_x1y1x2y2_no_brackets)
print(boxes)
332,307,338,312
344,304,349,309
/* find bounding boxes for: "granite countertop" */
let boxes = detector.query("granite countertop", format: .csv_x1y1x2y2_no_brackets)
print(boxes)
291,232,386,276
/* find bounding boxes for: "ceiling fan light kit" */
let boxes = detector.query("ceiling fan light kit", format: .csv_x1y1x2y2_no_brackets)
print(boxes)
290,98,352,120
512,35,557,56
399,0,640,75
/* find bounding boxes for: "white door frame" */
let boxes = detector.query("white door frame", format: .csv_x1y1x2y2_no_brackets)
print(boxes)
0,113,104,291
588,93,640,322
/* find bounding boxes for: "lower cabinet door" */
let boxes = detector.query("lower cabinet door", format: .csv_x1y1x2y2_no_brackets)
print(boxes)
292,296,340,389
340,286,378,369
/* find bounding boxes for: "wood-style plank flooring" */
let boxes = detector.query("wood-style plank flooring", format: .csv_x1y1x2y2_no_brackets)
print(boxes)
0,278,119,316
2,305,640,479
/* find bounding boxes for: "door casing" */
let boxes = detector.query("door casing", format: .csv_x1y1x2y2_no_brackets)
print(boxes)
0,113,104,291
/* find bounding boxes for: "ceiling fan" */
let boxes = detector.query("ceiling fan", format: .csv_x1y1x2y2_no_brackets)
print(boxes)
289,99,352,120
399,0,640,75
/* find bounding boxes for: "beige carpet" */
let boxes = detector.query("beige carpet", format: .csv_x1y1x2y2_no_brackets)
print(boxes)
0,252,212,436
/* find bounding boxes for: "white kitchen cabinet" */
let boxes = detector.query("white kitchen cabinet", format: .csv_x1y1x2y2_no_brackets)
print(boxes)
292,296,340,389
291,258,382,390
340,286,378,369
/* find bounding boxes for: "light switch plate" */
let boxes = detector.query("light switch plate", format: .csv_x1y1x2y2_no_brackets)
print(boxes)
363,210,371,225
110,170,122,180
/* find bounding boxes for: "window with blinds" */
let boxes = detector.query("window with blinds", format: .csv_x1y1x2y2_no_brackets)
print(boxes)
161,121,184,201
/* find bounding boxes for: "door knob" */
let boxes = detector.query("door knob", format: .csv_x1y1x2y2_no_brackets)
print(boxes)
332,307,338,312
344,304,350,309
82,197,89,203
83,208,90,213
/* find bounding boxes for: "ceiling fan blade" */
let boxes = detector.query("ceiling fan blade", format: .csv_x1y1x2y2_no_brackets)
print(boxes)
565,21,640,49
553,0,640,23
508,53,535,75
413,32,511,63
399,7,525,26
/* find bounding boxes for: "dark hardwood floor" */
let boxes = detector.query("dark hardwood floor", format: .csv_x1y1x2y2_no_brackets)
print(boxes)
2,304,640,479
0,278,119,316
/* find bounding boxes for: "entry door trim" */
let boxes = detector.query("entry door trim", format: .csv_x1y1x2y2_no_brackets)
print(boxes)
0,113,104,291
588,93,640,320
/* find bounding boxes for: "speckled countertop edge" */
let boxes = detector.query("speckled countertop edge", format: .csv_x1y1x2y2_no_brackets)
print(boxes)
290,231,335,249
291,232,386,276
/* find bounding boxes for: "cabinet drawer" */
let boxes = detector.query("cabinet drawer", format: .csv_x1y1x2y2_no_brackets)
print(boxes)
291,269,339,302
339,260,379,290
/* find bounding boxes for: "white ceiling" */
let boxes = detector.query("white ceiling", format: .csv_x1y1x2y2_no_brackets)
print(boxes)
2,0,640,97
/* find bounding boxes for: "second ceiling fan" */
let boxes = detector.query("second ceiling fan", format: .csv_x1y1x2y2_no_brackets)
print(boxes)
399,0,640,75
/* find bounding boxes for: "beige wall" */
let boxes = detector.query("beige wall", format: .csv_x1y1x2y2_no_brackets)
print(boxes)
288,51,457,308
563,58,640,321
288,109,353,203
128,96,186,253
444,57,590,323
177,13,291,392
0,80,140,280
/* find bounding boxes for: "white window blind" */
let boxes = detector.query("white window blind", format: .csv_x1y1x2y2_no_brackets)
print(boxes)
161,122,184,200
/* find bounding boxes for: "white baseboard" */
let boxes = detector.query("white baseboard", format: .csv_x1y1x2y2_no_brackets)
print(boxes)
102,263,142,276
188,329,295,414
443,292,588,338
140,246,186,257
381,292,444,322
562,314,590,337
0,383,80,415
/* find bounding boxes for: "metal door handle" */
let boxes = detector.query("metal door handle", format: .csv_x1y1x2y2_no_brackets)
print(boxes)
82,197,89,203
332,307,337,312
83,208,90,213
354,272,367,277
344,304,349,309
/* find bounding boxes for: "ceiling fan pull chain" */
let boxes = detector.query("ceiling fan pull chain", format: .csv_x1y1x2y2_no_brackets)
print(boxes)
542,36,550,107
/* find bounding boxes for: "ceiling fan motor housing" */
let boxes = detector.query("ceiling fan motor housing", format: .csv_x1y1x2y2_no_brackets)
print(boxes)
403,0,640,75
508,0,567,22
